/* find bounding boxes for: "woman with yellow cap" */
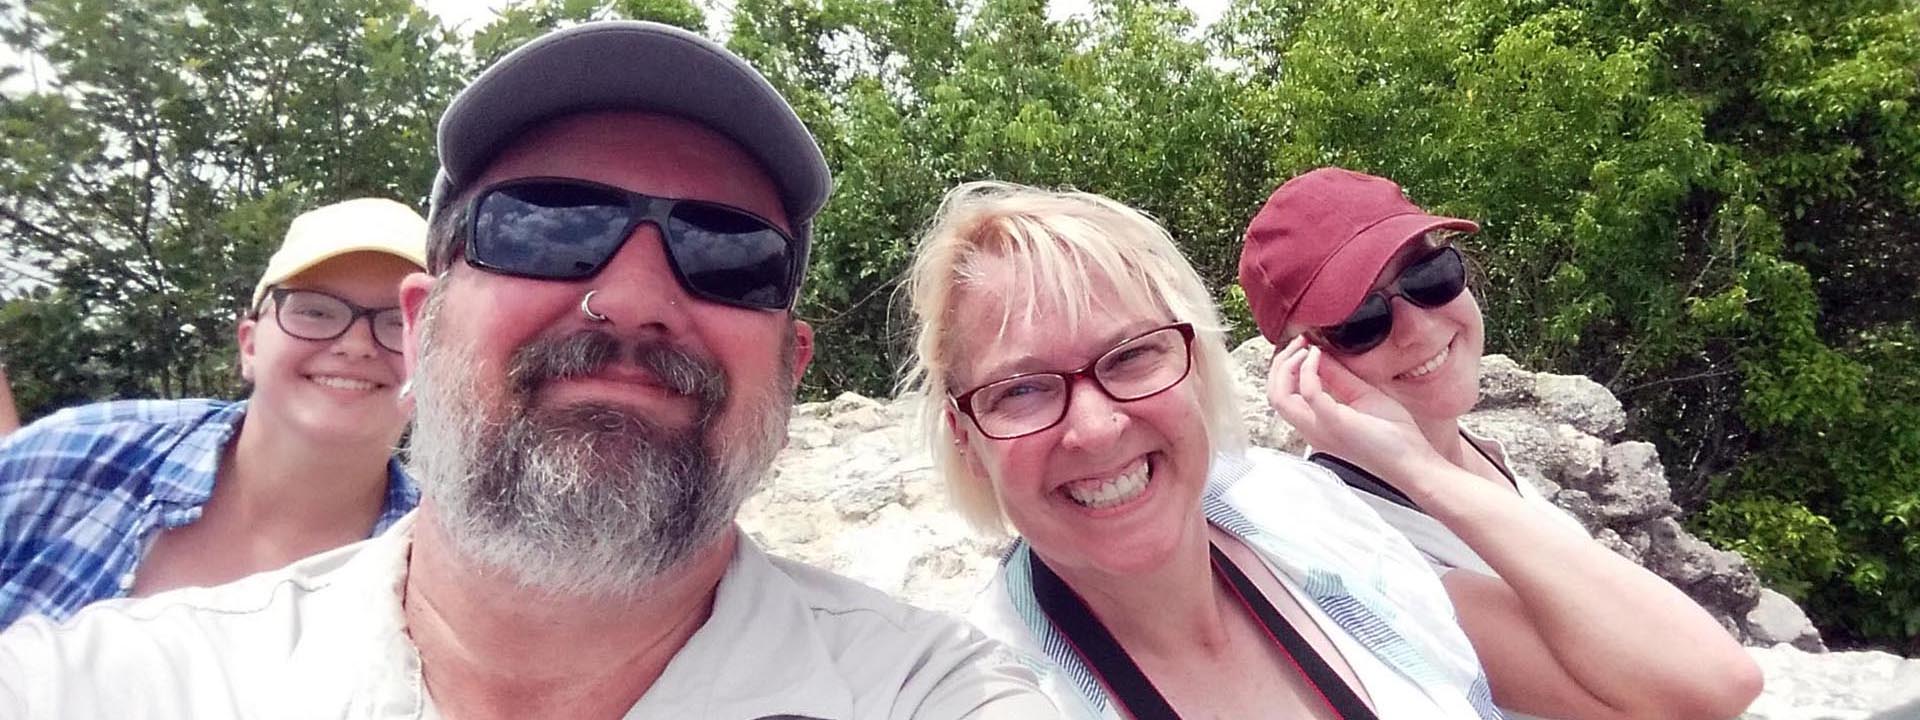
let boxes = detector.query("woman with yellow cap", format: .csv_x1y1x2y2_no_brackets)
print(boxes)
0,198,426,627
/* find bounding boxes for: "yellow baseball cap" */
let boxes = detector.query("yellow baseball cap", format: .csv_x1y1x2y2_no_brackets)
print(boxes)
250,198,429,311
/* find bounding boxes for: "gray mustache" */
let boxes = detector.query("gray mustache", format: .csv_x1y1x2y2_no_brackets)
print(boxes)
507,330,727,412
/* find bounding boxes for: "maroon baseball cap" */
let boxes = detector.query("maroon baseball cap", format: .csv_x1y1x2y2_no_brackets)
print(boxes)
1237,167,1479,341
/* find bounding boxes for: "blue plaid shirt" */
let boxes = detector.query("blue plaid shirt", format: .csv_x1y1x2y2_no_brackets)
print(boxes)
0,398,416,627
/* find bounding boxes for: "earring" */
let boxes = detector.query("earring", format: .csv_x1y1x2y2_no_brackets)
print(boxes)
581,290,610,323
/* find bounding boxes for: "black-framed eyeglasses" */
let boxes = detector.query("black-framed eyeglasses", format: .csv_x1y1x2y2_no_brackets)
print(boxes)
1308,246,1467,355
464,177,802,310
950,323,1196,440
262,288,406,354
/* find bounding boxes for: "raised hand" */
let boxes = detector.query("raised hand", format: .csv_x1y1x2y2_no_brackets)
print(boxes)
1266,337,1442,474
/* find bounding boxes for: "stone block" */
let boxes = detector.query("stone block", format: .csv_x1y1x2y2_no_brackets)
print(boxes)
1477,354,1535,408
1533,371,1628,439
1746,588,1826,653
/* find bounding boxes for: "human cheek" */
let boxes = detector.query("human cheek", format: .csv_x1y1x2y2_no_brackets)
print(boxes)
979,435,1050,500
380,351,408,385
1339,349,1399,389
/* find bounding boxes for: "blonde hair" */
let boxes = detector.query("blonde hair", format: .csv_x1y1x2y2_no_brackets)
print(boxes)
901,181,1246,536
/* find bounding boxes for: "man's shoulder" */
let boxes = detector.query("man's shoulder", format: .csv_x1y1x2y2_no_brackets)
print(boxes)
761,551,966,636
709,544,1057,719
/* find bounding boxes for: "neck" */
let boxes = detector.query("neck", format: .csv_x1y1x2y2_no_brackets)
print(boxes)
1041,517,1234,657
221,408,397,533
404,504,735,720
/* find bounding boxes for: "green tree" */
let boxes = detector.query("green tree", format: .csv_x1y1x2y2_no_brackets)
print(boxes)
470,0,704,67
0,0,463,422
730,0,1274,396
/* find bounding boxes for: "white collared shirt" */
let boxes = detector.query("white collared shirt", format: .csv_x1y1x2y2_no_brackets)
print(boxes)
0,514,1057,719
1328,430,1588,576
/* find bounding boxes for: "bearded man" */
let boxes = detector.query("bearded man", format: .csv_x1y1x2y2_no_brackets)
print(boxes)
0,21,1056,720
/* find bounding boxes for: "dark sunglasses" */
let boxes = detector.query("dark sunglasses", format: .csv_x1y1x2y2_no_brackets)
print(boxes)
1309,246,1467,354
263,288,406,354
464,177,802,310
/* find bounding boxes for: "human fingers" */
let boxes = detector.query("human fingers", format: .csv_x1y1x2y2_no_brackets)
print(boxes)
1267,346,1315,430
1299,345,1326,402
1267,337,1309,394
1268,343,1308,401
1270,335,1308,369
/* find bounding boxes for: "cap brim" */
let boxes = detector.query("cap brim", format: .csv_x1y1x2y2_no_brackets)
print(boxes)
1289,213,1479,327
432,21,831,227
249,244,428,310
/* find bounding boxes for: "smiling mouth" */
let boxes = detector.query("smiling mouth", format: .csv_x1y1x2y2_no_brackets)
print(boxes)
1062,456,1153,509
308,374,382,392
1396,341,1452,381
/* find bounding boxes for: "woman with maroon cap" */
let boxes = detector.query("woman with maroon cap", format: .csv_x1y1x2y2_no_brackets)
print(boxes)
1241,167,1762,720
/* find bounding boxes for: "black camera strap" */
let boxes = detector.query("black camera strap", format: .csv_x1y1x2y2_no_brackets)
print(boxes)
1028,544,1378,720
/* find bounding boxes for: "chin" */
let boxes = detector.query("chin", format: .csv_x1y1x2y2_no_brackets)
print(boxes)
306,416,405,446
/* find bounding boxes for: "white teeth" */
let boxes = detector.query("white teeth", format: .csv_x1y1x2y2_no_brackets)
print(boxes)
311,375,378,391
1065,459,1152,509
1399,345,1450,380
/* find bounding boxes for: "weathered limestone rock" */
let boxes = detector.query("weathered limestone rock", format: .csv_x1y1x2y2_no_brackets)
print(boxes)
1742,646,1920,719
1532,370,1628,439
1749,588,1828,653
1476,353,1536,408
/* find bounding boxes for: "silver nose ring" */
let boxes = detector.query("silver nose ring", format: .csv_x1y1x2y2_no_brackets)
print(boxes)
580,290,610,323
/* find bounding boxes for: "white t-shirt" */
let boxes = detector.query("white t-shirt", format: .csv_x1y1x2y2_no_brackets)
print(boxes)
0,513,1059,719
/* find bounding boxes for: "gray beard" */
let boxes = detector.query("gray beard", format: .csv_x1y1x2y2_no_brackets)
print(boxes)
407,293,792,598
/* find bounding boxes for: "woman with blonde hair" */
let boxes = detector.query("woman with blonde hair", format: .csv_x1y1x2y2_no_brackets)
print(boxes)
902,180,1499,719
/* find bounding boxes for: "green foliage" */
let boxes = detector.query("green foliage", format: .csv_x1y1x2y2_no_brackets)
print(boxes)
730,0,1277,397
0,0,463,422
470,0,703,66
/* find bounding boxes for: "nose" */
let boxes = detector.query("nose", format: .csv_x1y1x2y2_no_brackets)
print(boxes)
1057,375,1129,451
329,314,382,359
1387,295,1439,349
574,222,695,335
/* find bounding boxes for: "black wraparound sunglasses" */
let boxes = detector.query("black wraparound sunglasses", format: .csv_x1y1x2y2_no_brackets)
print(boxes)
464,177,802,310
1309,246,1468,354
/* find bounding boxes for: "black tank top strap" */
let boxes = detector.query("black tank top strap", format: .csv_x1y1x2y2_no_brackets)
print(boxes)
1028,545,1379,720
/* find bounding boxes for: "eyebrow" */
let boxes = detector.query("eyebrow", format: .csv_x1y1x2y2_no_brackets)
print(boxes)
966,320,1170,386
